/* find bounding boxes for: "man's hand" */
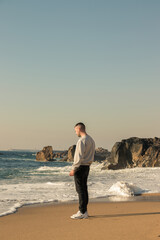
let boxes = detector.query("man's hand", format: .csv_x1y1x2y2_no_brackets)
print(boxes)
69,170,75,176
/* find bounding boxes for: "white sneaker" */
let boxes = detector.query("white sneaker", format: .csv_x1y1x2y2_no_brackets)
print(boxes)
70,210,81,218
70,211,88,219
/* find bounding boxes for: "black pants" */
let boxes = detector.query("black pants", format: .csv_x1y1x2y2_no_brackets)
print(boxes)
74,165,90,214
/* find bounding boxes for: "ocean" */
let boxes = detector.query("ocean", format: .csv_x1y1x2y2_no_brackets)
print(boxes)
0,150,160,217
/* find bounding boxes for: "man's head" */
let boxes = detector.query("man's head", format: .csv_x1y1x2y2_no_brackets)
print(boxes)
74,122,86,137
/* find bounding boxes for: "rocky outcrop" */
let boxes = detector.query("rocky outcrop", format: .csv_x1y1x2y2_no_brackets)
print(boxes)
94,147,111,162
61,145,76,162
35,144,110,163
35,145,76,162
67,145,76,162
36,146,54,161
0,152,3,155
102,137,160,170
53,151,68,159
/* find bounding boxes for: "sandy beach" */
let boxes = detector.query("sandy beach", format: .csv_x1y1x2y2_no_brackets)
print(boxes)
1,197,160,240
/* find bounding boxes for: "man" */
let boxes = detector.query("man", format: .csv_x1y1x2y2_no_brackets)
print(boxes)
69,122,95,219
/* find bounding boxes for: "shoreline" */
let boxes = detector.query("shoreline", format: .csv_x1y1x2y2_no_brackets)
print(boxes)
18,192,160,212
1,192,160,219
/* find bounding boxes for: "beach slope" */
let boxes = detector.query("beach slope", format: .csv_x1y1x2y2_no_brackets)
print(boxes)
1,201,160,240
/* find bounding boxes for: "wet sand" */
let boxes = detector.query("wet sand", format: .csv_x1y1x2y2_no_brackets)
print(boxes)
1,195,160,240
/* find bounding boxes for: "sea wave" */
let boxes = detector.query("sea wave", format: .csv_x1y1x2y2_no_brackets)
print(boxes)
108,181,146,196
1,155,160,217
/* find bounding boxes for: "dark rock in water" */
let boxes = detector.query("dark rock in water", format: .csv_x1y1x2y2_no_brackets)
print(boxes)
0,152,3,155
36,144,111,163
60,156,68,161
36,146,54,161
94,147,111,162
67,145,76,162
53,150,68,159
61,145,76,162
102,137,160,170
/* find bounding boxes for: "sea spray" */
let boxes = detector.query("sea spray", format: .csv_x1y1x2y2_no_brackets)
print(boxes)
108,181,145,196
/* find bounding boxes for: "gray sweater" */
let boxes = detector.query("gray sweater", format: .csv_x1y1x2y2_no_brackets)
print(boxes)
72,134,95,171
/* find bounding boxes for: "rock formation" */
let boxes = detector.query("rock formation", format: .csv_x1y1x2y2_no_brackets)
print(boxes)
94,147,111,162
53,150,68,159
67,145,76,162
102,137,160,170
35,137,160,169
60,145,76,162
36,146,54,161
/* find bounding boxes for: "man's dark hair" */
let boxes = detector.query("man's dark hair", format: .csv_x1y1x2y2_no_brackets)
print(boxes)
74,122,86,131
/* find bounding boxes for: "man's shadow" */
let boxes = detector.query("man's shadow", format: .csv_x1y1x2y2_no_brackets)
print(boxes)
89,211,160,219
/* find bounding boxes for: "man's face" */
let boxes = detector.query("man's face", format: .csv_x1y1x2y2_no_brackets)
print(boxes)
74,126,81,137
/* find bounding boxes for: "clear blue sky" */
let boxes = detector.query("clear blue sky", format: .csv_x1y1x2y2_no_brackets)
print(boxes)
0,0,160,150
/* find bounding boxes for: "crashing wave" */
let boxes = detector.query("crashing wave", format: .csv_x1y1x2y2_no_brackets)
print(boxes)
108,181,145,196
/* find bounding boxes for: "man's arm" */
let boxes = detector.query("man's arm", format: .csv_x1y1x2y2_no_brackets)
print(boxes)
69,140,85,176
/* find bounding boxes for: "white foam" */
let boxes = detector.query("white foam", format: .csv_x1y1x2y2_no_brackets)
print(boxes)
0,182,77,217
36,166,71,173
108,181,145,196
37,166,56,171
46,182,54,185
0,202,22,217
37,163,105,174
